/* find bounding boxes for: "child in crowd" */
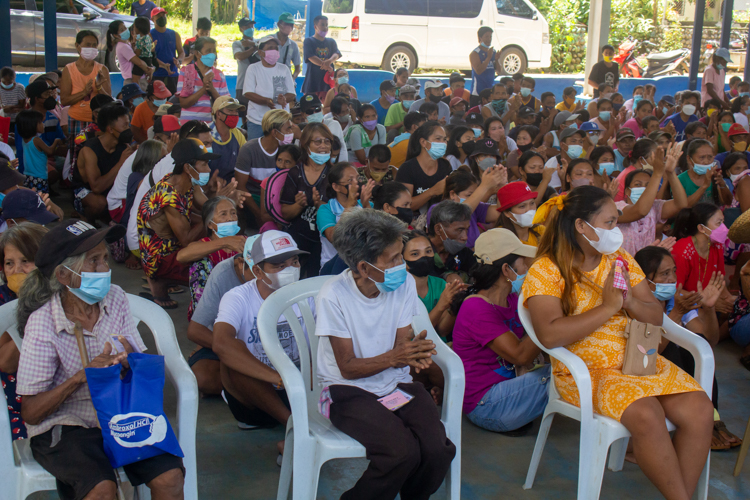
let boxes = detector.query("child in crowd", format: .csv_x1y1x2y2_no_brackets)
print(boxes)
0,67,26,128
15,110,63,193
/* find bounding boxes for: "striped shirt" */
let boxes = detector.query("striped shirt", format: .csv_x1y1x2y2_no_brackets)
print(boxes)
0,83,26,121
16,285,146,438
177,64,230,124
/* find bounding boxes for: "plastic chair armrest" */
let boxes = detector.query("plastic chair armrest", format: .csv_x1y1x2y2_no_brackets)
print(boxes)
660,314,715,395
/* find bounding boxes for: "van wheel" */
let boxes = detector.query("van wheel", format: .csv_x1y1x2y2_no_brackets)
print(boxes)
382,45,417,73
498,47,526,75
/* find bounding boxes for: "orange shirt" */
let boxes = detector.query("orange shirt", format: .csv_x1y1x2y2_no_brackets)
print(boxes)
389,139,409,168
131,100,155,133
444,87,471,102
66,61,103,123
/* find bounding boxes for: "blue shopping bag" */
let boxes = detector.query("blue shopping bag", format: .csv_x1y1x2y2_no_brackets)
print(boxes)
86,352,184,468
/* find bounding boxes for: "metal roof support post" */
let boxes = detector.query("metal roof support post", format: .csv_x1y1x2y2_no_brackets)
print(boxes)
688,0,706,91
0,0,11,69
192,0,211,37
583,0,611,96
43,0,58,72
720,0,734,49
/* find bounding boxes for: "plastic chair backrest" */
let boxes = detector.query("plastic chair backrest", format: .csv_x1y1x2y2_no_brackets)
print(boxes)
257,276,332,429
264,169,291,226
516,294,561,401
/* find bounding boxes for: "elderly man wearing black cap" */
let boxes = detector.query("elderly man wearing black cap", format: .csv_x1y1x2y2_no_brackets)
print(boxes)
137,138,220,308
15,220,185,500
243,35,297,140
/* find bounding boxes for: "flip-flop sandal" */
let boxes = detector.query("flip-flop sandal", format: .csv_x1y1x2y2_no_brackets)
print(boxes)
139,292,179,310
141,284,184,294
715,420,743,448
741,355,750,372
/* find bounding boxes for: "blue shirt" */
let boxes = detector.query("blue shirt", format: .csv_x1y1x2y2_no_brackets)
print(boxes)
471,46,497,96
715,150,750,167
14,111,63,174
660,112,698,142
151,28,178,77
130,0,156,17
614,149,626,172
370,98,389,125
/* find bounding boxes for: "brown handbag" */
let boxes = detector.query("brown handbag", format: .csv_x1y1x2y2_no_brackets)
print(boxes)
622,314,663,376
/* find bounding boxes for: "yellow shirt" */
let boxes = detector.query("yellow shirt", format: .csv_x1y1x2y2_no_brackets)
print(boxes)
521,225,545,247
389,140,409,168
555,101,577,113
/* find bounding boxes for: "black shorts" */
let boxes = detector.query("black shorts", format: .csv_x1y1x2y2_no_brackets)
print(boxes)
224,387,290,428
30,426,184,500
187,346,220,367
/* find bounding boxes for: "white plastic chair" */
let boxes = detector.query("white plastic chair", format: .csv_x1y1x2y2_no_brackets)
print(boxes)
257,276,464,500
518,294,714,500
0,294,199,500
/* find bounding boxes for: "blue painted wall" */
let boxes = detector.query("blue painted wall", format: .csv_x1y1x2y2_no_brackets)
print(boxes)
15,71,725,106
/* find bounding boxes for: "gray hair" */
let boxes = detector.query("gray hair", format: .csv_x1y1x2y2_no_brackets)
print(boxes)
132,139,166,175
201,196,235,237
333,209,406,270
16,254,86,336
427,200,472,236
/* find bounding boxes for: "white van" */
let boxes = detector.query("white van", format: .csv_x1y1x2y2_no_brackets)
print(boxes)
321,0,552,75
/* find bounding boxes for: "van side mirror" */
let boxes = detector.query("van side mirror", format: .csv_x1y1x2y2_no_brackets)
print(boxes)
532,11,538,20
82,8,99,21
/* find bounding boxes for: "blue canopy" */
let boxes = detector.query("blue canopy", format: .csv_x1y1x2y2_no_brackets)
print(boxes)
250,0,309,30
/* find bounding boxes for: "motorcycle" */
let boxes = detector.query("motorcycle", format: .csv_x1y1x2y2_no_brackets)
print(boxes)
615,37,691,78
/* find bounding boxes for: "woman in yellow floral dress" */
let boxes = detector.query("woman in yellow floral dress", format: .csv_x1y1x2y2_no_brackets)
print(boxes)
523,185,713,500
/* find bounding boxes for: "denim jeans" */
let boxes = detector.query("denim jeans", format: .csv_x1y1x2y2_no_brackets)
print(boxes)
246,121,264,140
467,365,551,433
730,313,750,348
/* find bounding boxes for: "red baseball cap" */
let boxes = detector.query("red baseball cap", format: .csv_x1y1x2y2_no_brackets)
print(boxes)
449,97,466,108
728,123,749,137
497,181,537,212
160,115,181,133
151,7,166,18
150,80,172,99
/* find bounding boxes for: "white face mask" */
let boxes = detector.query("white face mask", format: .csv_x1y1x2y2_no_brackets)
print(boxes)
583,221,623,255
730,172,745,183
511,209,536,228
263,266,300,290
682,104,696,116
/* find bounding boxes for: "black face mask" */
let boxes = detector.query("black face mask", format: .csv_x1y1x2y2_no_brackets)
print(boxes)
117,129,134,145
394,207,414,225
517,143,534,153
525,172,543,187
428,93,443,103
406,255,435,278
155,16,167,28
43,96,57,111
461,140,476,156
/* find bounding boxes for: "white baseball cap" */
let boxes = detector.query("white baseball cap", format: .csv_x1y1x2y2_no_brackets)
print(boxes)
424,79,448,90
249,230,308,265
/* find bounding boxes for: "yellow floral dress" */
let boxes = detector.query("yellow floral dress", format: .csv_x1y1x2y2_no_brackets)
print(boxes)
522,249,704,421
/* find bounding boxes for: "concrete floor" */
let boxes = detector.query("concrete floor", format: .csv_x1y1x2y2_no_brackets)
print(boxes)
27,187,750,498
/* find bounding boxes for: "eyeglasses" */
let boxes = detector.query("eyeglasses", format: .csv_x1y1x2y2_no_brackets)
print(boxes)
304,107,322,115
311,138,332,146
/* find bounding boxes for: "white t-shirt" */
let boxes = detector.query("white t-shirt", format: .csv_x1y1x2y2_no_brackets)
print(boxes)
315,270,420,396
0,141,15,161
106,154,137,211
126,153,175,251
215,279,314,371
242,61,295,125
544,155,562,189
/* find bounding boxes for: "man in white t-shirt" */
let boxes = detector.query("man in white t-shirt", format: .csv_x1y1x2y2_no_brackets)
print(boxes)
315,209,455,499
242,35,297,140
544,127,587,190
213,230,311,438
126,120,213,256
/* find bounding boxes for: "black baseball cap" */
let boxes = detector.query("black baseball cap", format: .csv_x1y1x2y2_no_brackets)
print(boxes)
171,139,220,166
379,80,397,92
518,106,537,118
238,17,256,27
90,94,115,113
300,94,322,113
26,80,55,101
0,165,24,192
470,138,500,158
35,219,124,278
1,189,59,225
465,112,483,126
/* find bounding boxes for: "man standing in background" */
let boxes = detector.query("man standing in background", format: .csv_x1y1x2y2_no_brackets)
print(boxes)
233,17,259,127
276,13,302,84
150,8,184,95
183,17,213,66
302,16,341,101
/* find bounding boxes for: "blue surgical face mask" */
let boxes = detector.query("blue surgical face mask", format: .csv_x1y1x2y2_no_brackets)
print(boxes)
427,142,447,160
633,95,643,105
629,186,646,204
510,267,526,296
472,128,482,137
189,164,210,186
243,28,254,38
716,64,725,71
214,220,240,238
153,98,167,107
599,111,611,122
337,76,349,85
65,267,112,304
307,111,324,123
692,162,714,175
402,99,414,110
741,92,750,97
598,162,616,176
480,41,490,48
120,30,130,41
368,262,407,293
566,144,583,158
0,82,13,90
132,97,145,107
200,53,217,67
649,280,677,301
520,87,532,97
662,106,668,116
309,150,331,164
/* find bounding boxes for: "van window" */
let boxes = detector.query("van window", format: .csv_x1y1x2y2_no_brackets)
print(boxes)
323,0,353,14
34,0,83,13
365,0,428,16
430,0,483,18
496,0,534,19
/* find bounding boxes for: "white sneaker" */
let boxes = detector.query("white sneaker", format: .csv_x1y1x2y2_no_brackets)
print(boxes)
276,453,283,467
237,421,260,430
